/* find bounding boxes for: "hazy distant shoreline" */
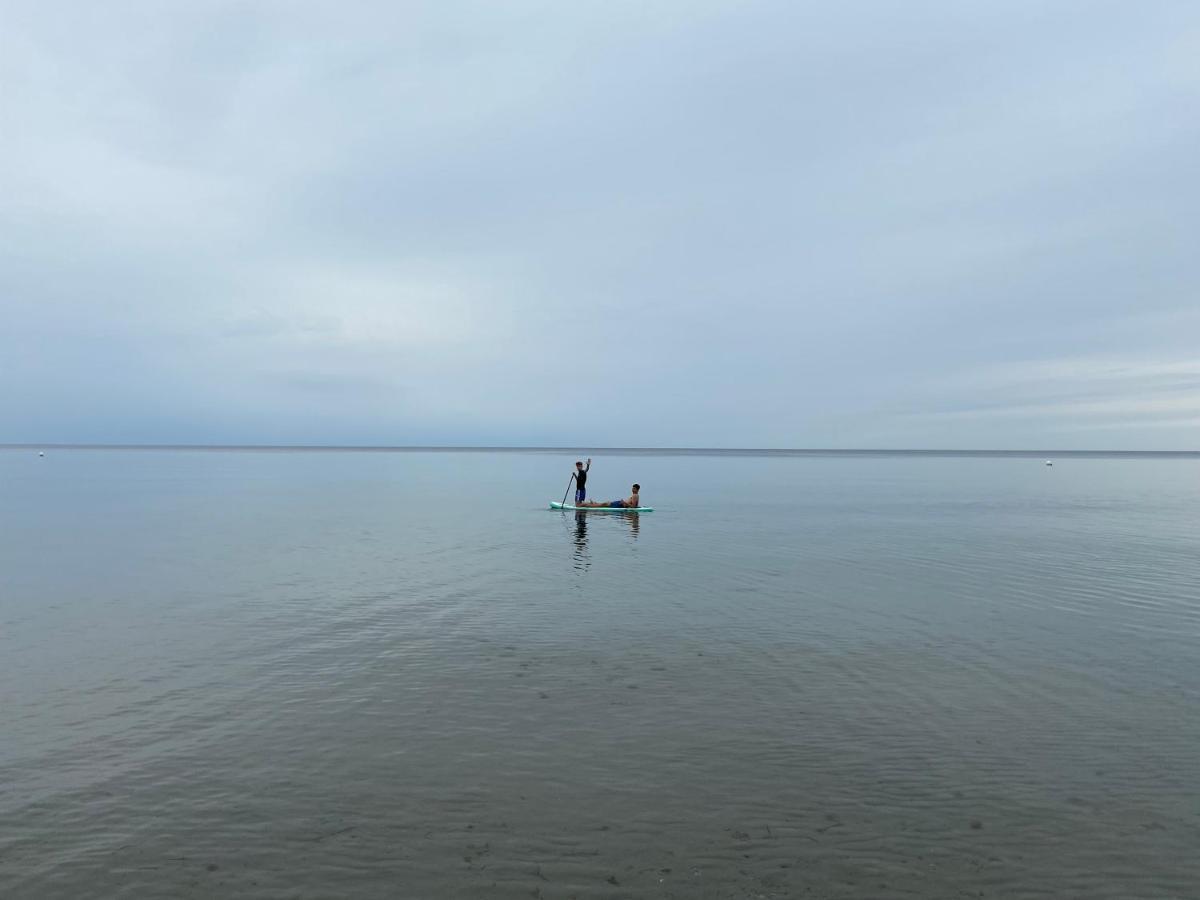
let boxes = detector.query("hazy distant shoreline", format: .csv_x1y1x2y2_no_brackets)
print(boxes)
3,444,1198,459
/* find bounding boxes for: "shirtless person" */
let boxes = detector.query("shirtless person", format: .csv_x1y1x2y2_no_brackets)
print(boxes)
579,484,641,509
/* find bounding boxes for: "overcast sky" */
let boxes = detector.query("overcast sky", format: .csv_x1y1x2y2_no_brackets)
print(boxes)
2,1,1197,448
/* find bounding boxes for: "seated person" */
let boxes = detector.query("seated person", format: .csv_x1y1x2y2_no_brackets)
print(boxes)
579,484,641,509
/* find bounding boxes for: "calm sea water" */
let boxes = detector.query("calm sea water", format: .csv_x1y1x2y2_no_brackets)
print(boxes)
2,449,1198,899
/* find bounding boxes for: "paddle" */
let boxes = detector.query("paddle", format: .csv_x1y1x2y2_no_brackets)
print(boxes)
560,473,576,507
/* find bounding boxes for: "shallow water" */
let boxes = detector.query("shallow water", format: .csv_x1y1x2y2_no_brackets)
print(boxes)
2,449,1198,898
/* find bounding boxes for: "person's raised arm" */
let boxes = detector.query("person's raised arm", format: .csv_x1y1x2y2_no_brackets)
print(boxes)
585,457,591,472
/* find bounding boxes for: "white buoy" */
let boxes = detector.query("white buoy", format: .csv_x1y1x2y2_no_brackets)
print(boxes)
38,451,45,457
1045,460,1052,466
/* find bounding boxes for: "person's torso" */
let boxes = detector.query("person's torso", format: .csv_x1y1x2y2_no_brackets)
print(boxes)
576,469,587,487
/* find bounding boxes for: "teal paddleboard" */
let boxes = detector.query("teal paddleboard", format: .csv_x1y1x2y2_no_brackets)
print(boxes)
550,501,653,512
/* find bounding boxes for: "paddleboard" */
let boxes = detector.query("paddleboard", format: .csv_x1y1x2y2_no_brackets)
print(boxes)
551,501,653,512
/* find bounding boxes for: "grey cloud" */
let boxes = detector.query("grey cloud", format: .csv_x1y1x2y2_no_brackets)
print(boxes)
1,1,1197,447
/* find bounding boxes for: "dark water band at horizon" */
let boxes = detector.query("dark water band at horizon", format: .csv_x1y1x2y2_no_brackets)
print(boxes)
4,444,1200,458
2,450,1198,898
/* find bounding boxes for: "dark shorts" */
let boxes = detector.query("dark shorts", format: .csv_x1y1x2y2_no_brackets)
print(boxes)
609,500,626,508
575,487,586,504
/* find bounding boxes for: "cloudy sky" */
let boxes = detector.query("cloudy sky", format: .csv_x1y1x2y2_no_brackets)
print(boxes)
2,1,1197,448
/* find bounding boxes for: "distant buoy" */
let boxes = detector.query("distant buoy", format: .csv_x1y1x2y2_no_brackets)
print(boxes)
1045,460,1053,466
38,451,45,457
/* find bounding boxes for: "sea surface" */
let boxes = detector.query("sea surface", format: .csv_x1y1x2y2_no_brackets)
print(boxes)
1,449,1198,899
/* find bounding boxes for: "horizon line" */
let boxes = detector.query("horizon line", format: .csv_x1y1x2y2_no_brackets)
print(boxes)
2,443,1198,458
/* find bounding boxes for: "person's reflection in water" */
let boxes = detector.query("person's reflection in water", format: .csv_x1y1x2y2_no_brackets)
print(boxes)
572,510,590,571
626,512,640,538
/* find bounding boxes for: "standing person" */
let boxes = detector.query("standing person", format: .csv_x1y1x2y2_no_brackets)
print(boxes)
573,458,591,506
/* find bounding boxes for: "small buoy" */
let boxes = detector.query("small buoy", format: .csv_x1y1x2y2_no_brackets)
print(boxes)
1045,460,1052,466
38,451,45,457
